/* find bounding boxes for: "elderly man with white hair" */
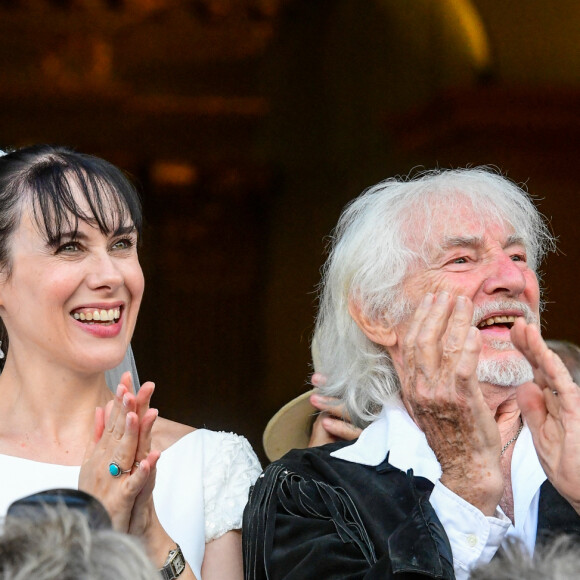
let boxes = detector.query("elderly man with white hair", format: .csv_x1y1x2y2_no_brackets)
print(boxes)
243,167,580,579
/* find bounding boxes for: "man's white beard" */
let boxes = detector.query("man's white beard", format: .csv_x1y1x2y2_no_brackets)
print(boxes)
476,341,534,386
472,301,537,387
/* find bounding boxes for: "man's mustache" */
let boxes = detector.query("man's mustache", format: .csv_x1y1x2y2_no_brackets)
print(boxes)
472,300,538,326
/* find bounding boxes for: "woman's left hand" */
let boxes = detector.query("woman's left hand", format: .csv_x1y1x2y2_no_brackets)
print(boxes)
115,372,159,474
116,372,163,540
126,402,162,540
79,383,155,532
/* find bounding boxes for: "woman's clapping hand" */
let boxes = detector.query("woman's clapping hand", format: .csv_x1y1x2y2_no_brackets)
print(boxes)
79,373,160,533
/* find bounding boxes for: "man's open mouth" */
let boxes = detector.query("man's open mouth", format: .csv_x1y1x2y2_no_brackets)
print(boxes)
476,315,518,330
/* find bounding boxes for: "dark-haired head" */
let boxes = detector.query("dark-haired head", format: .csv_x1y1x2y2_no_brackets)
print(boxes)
0,144,143,361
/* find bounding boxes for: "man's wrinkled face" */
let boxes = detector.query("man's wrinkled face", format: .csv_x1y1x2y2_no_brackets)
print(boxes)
387,205,540,388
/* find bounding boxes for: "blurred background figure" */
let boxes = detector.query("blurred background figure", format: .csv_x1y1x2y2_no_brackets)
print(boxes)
0,491,159,580
469,535,580,580
546,339,580,385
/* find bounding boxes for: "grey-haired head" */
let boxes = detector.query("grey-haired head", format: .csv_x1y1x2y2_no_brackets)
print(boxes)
314,167,556,427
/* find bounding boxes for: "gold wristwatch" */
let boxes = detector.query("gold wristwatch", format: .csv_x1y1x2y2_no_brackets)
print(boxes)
159,544,186,579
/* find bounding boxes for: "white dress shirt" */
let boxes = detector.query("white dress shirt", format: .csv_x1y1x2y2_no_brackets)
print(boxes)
331,398,547,579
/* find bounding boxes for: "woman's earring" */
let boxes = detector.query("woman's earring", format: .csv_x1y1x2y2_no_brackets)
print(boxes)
0,341,4,359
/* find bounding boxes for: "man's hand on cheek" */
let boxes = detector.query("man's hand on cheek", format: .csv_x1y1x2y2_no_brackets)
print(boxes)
401,292,504,515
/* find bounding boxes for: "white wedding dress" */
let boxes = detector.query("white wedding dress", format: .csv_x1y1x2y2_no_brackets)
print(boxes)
0,429,262,579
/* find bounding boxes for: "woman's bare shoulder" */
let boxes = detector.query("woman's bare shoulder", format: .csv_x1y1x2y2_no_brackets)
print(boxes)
152,416,197,452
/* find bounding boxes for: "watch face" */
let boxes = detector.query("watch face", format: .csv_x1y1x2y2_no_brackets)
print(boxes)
173,554,186,575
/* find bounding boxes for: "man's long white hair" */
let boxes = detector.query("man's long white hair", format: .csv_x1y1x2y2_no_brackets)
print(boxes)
313,167,556,427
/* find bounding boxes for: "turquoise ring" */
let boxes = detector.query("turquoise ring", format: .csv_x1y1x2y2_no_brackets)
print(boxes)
108,462,130,477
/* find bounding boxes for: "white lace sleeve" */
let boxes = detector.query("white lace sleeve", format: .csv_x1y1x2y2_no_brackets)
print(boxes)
203,432,262,542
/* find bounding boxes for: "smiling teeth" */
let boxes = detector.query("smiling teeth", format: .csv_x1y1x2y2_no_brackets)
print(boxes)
73,308,120,322
477,315,518,329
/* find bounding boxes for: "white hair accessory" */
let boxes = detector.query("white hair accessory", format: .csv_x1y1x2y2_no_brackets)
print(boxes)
0,149,6,157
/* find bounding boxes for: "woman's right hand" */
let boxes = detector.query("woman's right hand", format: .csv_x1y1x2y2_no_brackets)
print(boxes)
79,382,159,532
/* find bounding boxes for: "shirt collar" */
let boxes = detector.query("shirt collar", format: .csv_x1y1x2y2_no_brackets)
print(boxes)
331,397,443,482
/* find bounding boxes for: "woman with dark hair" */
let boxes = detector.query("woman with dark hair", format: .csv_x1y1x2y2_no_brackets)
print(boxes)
0,145,261,580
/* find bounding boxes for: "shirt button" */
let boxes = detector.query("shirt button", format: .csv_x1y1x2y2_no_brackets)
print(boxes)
466,534,478,548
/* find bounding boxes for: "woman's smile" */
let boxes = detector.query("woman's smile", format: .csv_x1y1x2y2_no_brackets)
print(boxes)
70,303,125,338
